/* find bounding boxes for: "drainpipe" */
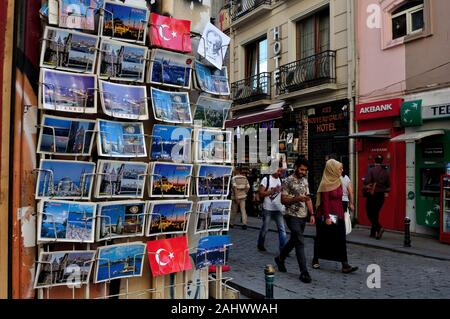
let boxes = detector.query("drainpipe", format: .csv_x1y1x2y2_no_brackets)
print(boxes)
347,0,356,217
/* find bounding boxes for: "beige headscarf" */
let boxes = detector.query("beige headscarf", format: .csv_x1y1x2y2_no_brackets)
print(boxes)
315,159,343,208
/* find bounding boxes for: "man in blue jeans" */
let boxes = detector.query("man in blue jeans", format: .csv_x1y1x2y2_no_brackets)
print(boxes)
257,163,287,253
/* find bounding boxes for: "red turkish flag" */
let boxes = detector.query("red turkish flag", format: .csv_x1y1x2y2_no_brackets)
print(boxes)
147,236,192,276
149,13,192,53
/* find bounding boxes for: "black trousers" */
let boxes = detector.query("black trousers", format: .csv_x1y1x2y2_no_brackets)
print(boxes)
366,192,385,235
280,215,308,274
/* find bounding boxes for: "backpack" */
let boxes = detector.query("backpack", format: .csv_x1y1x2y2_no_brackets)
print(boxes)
259,175,281,203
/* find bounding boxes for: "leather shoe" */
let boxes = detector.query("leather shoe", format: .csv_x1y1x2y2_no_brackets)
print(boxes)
342,266,358,274
299,272,312,283
274,256,287,272
376,228,385,240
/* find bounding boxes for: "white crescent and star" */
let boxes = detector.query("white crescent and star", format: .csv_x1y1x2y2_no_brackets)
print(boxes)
155,248,174,266
159,24,177,41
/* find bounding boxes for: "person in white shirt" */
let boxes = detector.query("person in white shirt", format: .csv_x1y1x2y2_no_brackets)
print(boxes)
340,168,354,214
257,162,287,253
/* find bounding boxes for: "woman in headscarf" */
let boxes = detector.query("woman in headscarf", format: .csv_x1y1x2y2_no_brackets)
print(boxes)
312,159,358,274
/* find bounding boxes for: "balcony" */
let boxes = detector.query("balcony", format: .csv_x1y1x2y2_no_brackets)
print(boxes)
231,72,271,105
278,50,336,96
231,0,272,27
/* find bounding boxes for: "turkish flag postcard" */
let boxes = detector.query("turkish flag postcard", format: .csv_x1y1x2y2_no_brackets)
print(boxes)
147,236,192,276
149,13,192,53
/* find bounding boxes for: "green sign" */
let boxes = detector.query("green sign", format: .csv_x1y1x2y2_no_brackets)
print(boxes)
401,100,422,127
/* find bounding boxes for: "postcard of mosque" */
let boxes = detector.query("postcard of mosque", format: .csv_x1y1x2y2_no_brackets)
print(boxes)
39,69,97,113
150,87,192,124
150,124,192,162
195,235,231,269
97,119,147,157
37,114,96,156
100,1,149,44
98,38,148,83
146,200,193,237
96,200,147,241
95,160,148,198
149,162,193,198
37,200,97,243
194,129,232,164
196,164,232,197
99,80,149,120
194,95,231,129
194,61,230,96
59,0,96,31
195,200,231,234
94,242,146,283
35,159,96,200
41,26,98,73
148,49,192,89
34,250,96,289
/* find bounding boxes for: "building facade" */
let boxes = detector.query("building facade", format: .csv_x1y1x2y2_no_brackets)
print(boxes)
356,0,450,235
226,0,356,198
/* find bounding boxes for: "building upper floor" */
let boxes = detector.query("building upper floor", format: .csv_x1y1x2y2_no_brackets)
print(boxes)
227,0,354,109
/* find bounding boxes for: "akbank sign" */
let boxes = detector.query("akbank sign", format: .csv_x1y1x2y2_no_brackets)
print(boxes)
355,98,403,121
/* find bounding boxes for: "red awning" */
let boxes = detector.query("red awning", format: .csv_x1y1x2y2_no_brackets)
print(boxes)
225,102,285,128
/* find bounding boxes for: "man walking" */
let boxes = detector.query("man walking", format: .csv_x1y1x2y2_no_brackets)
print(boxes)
274,157,315,283
364,154,390,239
230,168,250,230
257,162,287,253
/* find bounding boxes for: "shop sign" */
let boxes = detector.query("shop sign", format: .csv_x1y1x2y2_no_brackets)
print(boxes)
308,106,347,136
355,98,403,121
422,103,450,120
401,100,422,127
423,144,444,158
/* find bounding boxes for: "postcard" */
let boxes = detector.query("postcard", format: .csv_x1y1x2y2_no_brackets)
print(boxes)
37,114,96,156
194,200,231,234
149,13,191,53
95,160,147,198
149,162,193,198
98,38,148,83
195,235,231,269
146,200,193,237
185,253,207,299
151,87,192,124
96,200,147,241
34,250,96,289
100,1,149,44
194,129,232,164
37,200,96,243
194,95,232,129
148,49,192,89
94,242,146,283
150,124,192,162
198,22,230,70
99,80,149,120
196,165,232,197
147,236,191,276
40,27,98,74
59,0,95,30
35,159,96,200
194,61,230,96
39,69,97,113
47,0,59,25
97,119,147,157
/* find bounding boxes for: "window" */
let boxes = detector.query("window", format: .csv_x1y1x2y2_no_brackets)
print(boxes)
296,8,330,60
392,0,424,40
245,37,267,77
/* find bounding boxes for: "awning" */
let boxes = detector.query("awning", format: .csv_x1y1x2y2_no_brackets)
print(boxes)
225,102,285,128
348,129,391,139
390,130,445,142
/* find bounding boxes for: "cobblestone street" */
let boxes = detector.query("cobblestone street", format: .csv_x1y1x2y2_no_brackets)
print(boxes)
227,222,450,299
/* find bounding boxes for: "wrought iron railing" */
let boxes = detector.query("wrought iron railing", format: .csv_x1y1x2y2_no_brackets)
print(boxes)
231,0,272,21
278,50,336,95
231,72,271,104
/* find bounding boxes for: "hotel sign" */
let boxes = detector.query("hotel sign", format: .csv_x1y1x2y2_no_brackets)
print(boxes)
355,98,403,121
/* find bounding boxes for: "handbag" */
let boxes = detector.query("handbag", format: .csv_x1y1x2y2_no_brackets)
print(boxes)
345,210,352,235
